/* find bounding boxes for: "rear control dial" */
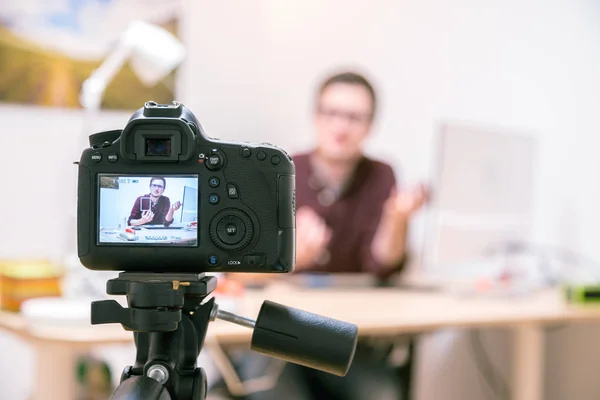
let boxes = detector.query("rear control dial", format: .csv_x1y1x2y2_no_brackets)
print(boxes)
209,208,254,251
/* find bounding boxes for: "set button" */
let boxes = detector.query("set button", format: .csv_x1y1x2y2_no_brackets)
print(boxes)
209,208,254,251
225,223,237,236
216,215,246,245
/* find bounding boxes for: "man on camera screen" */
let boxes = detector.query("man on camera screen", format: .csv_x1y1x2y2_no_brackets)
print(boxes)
127,177,182,227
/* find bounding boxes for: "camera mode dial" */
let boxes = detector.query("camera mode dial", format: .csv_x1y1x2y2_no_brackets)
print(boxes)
209,208,254,251
89,129,122,148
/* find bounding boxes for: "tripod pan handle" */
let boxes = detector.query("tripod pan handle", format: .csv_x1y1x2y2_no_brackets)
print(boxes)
250,300,358,377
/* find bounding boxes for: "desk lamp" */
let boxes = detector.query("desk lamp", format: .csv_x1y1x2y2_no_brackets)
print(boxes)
64,20,186,299
79,19,186,147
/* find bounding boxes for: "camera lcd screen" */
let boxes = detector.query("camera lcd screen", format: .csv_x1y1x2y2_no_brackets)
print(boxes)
146,138,171,156
98,174,199,246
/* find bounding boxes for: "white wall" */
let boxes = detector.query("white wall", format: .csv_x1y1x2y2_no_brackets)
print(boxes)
0,105,132,399
0,104,133,260
176,1,600,400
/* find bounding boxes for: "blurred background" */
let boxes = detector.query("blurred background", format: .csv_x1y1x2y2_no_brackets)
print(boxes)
1,0,600,399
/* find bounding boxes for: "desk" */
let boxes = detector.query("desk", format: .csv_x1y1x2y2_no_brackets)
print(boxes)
2,287,600,400
99,227,197,244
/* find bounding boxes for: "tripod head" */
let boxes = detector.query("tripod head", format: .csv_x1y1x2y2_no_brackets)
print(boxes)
91,272,359,400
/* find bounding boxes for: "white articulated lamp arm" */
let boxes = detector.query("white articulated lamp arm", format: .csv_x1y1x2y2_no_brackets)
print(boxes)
79,37,133,110
79,19,186,110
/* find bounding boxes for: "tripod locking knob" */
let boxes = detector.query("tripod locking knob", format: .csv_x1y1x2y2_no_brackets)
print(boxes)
212,301,358,377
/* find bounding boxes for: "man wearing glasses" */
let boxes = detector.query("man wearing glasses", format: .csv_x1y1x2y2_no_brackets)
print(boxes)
224,72,428,400
293,71,428,277
127,177,182,226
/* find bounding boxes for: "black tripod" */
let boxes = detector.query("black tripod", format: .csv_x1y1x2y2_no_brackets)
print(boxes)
91,272,358,400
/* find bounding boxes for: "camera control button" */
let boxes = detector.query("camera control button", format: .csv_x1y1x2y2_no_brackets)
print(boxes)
241,147,251,158
257,151,267,161
210,208,254,251
217,216,246,245
208,255,219,266
209,177,220,188
89,129,121,148
243,254,265,267
225,223,237,236
206,152,223,170
91,152,102,163
209,194,220,205
107,153,119,163
271,155,281,165
226,183,239,199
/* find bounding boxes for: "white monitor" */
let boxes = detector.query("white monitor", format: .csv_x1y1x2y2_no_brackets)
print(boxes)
180,186,198,223
422,123,537,276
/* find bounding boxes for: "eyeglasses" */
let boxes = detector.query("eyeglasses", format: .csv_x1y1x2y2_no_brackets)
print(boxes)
316,106,372,125
151,184,164,189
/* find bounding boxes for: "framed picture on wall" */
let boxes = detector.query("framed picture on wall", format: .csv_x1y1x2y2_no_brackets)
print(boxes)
0,0,182,110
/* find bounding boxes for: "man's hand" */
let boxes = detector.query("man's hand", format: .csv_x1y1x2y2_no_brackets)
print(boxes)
171,201,182,212
140,210,154,224
371,184,429,267
383,184,428,223
295,207,332,270
165,200,181,223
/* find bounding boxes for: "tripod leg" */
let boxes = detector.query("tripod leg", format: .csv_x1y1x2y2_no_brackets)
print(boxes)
192,368,207,400
118,332,151,385
134,332,150,370
111,375,171,400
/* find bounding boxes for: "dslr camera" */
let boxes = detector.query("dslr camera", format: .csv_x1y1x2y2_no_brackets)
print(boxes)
77,102,356,400
77,101,296,273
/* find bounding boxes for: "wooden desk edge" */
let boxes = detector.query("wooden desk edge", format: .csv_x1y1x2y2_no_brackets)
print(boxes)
3,290,600,346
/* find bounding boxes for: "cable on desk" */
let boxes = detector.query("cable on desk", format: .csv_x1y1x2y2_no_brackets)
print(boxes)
485,241,600,286
468,329,510,400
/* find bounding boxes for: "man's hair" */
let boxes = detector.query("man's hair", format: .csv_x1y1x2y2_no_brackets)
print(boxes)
150,177,166,189
317,71,378,118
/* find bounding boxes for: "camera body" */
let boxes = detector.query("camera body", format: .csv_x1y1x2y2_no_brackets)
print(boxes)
77,101,295,274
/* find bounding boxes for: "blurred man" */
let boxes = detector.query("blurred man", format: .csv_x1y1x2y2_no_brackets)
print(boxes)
127,177,181,226
216,71,427,400
293,71,426,277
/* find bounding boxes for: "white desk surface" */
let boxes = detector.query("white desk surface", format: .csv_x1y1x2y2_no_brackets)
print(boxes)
99,226,197,244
